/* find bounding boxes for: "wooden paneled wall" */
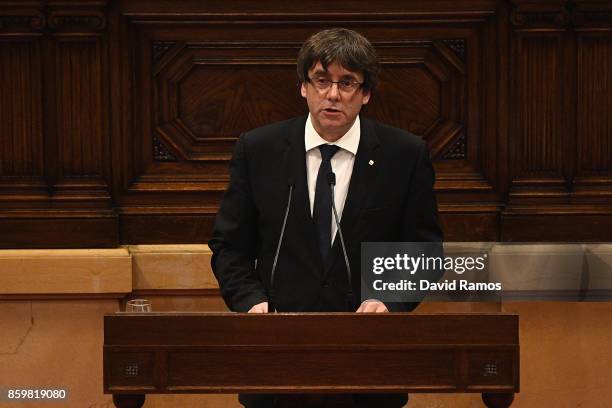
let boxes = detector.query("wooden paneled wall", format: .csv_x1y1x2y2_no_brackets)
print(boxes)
0,0,611,248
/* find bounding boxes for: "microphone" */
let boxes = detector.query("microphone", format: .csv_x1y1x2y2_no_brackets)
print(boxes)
327,172,353,310
269,179,294,313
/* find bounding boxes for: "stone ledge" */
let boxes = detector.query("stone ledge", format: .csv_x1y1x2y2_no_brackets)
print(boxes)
0,248,131,295
2,244,610,297
128,244,217,290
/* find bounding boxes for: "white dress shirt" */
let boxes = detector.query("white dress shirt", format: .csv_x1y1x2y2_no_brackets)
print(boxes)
305,114,360,244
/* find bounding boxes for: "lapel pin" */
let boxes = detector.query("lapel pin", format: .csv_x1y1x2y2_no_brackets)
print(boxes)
369,160,375,166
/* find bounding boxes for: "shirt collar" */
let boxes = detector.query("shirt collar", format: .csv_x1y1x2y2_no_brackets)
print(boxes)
304,113,360,155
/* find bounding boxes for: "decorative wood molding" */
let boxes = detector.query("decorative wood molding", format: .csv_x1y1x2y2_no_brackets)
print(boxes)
510,1,612,29
0,10,45,31
152,134,178,162
0,9,108,33
442,133,467,160
0,210,118,249
48,11,106,32
442,38,467,61
152,41,176,63
572,10,612,27
510,9,569,28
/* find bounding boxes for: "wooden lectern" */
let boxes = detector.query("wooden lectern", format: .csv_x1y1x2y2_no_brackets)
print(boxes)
104,313,518,408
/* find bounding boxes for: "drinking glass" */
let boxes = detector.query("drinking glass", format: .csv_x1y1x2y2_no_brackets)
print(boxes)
125,299,151,313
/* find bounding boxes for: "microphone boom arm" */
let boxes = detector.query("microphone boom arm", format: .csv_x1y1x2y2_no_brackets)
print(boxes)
328,172,353,310
269,183,294,313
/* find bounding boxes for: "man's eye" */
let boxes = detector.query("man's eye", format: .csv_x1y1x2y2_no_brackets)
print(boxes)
339,80,353,88
316,78,330,86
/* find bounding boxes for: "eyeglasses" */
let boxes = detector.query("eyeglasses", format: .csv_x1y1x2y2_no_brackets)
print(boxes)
308,77,363,93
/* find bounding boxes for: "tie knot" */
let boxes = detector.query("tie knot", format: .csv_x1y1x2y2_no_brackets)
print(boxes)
319,144,340,161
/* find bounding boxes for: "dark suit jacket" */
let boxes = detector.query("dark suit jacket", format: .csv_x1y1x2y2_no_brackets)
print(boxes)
209,115,443,313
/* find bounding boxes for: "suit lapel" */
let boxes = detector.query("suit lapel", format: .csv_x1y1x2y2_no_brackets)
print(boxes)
283,117,325,273
325,117,380,275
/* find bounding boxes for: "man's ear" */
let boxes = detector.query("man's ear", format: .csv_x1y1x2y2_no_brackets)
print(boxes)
362,90,371,105
300,82,307,98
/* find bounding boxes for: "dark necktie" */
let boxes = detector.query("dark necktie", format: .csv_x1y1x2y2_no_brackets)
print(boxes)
313,144,340,261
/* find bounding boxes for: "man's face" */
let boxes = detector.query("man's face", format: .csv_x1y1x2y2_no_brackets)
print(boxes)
301,61,371,142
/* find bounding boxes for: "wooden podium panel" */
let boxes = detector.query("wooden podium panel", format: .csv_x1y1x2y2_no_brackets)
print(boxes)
104,313,519,407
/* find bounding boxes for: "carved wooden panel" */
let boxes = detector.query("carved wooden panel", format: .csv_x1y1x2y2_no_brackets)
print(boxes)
364,39,466,161
153,42,306,162
112,1,498,242
150,38,468,163
0,1,116,248
571,23,612,209
507,1,570,207
503,0,612,241
54,39,105,177
513,35,564,176
0,39,43,177
577,36,612,175
0,7,50,219
1,0,612,246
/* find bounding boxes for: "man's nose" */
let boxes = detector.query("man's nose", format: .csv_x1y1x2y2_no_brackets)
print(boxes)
326,82,341,101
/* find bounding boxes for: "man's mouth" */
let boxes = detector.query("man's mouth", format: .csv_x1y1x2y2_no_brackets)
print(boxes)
323,108,341,113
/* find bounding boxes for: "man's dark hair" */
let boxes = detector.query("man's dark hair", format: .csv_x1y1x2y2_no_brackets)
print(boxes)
297,28,380,93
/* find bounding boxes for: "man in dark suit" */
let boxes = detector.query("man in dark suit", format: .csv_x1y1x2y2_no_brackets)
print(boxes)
209,28,442,408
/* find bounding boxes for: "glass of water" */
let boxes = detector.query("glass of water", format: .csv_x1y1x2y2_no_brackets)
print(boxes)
125,299,152,313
